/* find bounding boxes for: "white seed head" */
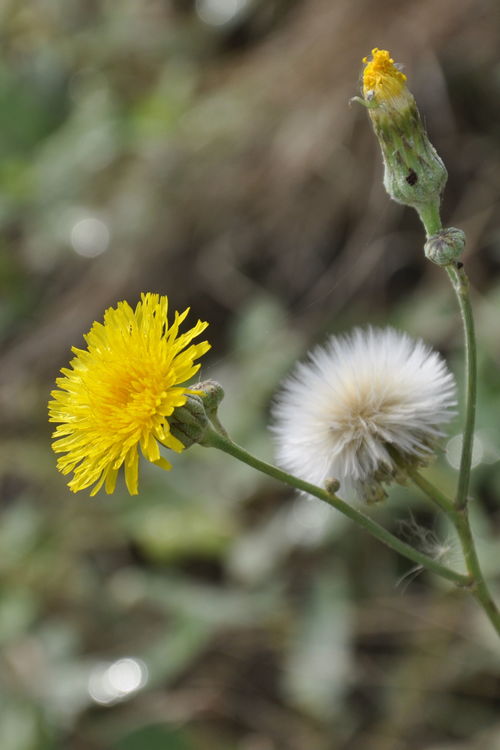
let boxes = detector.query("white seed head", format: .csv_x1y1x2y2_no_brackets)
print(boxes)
271,327,457,502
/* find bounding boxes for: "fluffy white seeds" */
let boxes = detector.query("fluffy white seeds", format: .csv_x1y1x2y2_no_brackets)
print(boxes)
272,327,457,502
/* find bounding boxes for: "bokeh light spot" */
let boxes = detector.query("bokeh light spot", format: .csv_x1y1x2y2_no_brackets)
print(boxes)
70,217,110,257
195,0,247,26
88,658,148,706
446,432,484,470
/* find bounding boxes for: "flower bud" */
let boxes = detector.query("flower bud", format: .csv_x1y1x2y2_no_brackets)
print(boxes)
360,49,447,215
170,380,226,448
424,227,466,266
193,379,225,421
324,478,340,495
169,394,210,448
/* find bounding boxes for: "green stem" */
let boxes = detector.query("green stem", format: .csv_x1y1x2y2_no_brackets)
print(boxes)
409,468,459,521
202,425,468,587
414,211,499,636
445,264,477,510
454,511,500,635
418,204,477,511
411,470,500,637
417,200,442,237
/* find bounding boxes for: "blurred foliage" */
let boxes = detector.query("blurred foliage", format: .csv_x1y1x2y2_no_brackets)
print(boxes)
1,0,500,748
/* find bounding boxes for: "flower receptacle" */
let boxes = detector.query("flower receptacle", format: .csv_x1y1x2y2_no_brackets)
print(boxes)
170,380,226,448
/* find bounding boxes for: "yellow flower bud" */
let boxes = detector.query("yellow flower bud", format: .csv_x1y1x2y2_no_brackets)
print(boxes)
360,49,447,221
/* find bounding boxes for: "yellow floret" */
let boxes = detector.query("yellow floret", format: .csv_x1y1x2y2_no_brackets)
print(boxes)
362,48,407,100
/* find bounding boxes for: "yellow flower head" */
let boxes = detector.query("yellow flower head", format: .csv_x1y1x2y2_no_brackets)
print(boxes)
362,48,407,101
48,293,211,496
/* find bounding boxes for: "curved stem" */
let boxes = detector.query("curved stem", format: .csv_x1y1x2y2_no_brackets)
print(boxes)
445,264,477,510
411,470,500,637
201,425,468,587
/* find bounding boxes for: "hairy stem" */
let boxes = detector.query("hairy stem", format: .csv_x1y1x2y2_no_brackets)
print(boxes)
418,201,442,236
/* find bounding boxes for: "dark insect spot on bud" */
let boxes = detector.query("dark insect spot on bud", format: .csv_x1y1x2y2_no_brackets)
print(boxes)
406,169,418,186
456,261,464,269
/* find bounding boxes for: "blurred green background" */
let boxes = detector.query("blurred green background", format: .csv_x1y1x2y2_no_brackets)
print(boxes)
1,0,500,748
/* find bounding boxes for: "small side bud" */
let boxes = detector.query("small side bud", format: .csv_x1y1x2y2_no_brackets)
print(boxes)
360,49,447,214
324,478,340,495
424,227,466,266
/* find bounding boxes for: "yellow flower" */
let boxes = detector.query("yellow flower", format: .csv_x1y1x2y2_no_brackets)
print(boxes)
362,48,407,101
48,293,211,496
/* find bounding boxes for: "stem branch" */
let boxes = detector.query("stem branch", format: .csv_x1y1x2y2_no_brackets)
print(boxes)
202,426,468,587
411,470,500,637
